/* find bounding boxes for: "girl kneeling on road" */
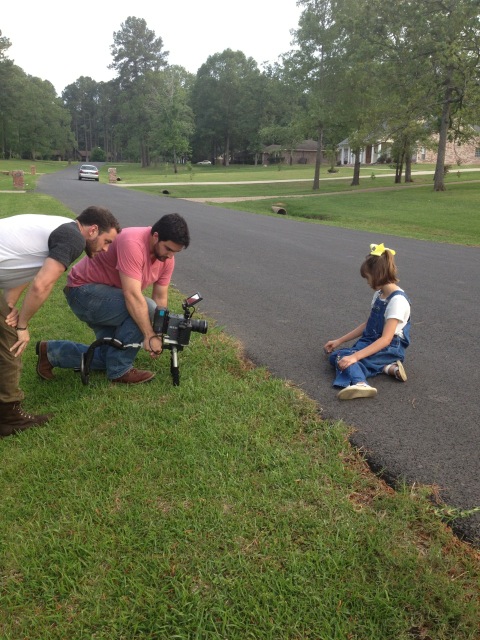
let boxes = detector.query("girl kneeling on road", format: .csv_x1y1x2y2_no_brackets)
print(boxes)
324,243,411,400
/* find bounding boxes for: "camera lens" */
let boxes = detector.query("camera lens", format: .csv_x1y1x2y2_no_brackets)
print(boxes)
190,319,208,334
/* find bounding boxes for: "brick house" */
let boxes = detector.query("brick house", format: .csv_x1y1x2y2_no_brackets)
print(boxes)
414,126,480,164
261,139,319,165
337,126,480,165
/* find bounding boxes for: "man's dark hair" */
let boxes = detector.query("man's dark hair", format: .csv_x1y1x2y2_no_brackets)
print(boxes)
76,206,121,234
151,213,190,248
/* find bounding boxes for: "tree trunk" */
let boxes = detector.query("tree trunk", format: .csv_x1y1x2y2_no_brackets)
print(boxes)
395,152,404,184
434,80,453,192
224,134,230,167
313,126,323,190
140,139,148,168
405,148,412,183
350,148,361,186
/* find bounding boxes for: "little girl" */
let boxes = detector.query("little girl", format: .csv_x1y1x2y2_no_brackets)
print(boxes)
324,243,411,400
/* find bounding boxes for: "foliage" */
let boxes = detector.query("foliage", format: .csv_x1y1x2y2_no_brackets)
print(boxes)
191,49,266,165
90,146,106,162
148,66,195,171
2,8,480,183
0,59,74,160
109,16,168,83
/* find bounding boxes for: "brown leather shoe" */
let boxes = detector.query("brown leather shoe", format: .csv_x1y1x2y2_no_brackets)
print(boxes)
36,341,54,380
0,402,53,436
111,368,155,384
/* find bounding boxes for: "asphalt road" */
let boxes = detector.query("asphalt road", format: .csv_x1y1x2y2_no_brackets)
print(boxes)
37,165,480,545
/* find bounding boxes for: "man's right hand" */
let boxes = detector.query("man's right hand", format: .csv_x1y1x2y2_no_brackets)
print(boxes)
10,327,30,357
145,334,163,357
5,306,19,326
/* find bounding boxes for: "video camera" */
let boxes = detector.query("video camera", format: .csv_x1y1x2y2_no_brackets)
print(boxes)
153,292,208,348
153,293,208,385
79,292,207,387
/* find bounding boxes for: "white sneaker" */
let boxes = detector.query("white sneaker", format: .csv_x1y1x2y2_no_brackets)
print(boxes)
385,361,407,381
394,360,407,382
337,383,377,400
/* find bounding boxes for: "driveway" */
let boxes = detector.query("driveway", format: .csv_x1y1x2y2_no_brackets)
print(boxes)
37,165,480,545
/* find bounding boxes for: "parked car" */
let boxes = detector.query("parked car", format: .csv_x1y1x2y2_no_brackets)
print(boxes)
78,164,99,181
196,160,212,165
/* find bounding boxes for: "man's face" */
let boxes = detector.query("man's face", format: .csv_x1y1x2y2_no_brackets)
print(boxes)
85,228,118,257
153,237,184,262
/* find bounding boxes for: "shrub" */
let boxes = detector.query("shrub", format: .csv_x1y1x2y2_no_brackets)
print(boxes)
90,147,106,162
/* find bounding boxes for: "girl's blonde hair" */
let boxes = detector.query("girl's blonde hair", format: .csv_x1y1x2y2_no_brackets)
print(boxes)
360,250,398,288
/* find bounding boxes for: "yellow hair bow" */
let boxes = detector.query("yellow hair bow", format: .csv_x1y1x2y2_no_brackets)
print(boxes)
370,243,396,256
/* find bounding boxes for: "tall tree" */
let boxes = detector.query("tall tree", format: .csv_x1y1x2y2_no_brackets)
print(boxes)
109,16,168,83
109,17,169,166
63,77,103,158
148,66,195,173
288,0,358,189
191,50,264,165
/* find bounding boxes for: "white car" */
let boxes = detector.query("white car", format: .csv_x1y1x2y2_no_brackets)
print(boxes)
196,160,212,165
78,164,99,181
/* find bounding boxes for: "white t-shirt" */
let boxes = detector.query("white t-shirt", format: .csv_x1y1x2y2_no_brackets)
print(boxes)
0,214,83,289
372,289,410,338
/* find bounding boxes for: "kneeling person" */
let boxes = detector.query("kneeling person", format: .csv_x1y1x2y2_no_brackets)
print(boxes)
38,213,190,384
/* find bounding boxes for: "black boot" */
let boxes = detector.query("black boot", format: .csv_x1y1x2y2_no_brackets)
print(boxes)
0,402,52,436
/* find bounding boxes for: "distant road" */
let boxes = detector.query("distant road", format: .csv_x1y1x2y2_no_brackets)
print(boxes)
37,165,480,545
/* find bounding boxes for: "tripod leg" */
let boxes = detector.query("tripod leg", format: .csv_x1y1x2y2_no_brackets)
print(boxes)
80,353,89,385
170,347,180,386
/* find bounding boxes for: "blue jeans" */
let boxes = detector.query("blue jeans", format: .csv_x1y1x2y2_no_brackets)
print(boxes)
46,285,157,380
329,290,411,388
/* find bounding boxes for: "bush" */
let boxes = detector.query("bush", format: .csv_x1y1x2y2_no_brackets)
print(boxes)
90,147,106,162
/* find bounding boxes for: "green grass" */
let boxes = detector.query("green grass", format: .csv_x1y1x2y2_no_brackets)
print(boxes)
209,182,480,246
0,160,70,192
0,180,479,638
92,159,457,183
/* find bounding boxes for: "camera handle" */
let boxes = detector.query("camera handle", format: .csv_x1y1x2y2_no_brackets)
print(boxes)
79,336,183,386
79,337,142,385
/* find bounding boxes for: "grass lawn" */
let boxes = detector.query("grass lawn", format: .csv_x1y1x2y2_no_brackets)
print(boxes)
0,171,479,638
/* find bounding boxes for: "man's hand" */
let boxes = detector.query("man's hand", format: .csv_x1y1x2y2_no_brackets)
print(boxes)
5,306,19,327
145,334,163,358
10,327,30,357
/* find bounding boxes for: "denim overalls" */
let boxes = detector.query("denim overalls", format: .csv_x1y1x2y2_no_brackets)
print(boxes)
329,290,411,388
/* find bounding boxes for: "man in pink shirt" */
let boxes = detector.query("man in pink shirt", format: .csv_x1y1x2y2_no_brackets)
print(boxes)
37,213,190,384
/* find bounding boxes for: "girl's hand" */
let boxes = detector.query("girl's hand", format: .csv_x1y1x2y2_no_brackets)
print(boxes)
323,340,339,354
337,354,357,370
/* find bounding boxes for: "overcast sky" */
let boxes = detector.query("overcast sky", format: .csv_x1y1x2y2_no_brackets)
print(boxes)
1,0,302,95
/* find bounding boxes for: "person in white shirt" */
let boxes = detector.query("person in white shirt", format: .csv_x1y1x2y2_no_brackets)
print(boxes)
324,242,411,400
0,207,120,436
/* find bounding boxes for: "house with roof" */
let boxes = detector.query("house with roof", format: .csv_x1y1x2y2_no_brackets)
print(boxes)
337,139,392,165
414,126,480,164
261,139,319,165
337,125,480,165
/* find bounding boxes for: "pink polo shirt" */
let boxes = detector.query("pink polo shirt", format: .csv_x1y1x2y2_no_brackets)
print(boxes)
67,226,175,290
